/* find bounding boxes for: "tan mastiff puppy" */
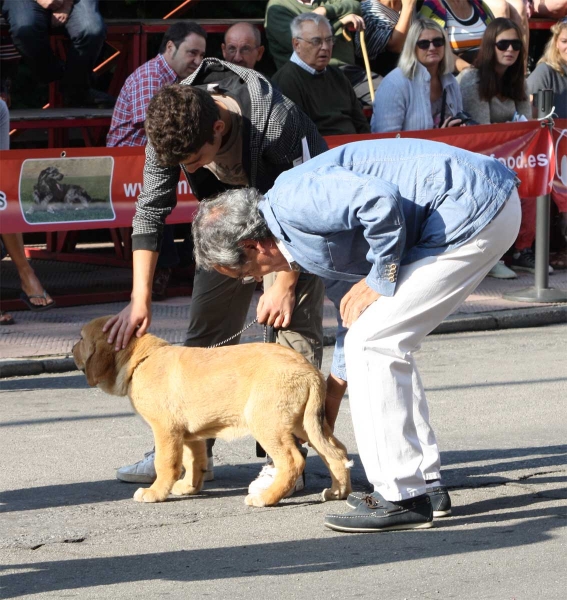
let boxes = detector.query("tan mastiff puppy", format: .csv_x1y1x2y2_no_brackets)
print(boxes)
73,316,352,507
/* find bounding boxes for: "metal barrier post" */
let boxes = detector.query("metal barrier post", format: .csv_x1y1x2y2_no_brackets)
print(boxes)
503,89,567,303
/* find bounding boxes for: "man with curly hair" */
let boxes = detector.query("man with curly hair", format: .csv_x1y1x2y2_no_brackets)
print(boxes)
104,58,328,494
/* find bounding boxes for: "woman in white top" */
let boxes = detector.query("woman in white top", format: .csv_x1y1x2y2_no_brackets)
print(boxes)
419,0,495,72
371,18,464,132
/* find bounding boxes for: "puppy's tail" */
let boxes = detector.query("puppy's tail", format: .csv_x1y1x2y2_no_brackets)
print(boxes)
302,371,347,463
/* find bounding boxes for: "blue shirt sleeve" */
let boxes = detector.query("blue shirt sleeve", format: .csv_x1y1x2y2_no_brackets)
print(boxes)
278,166,406,296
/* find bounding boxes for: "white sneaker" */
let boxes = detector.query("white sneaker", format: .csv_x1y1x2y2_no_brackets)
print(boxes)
487,260,517,279
247,463,305,498
116,451,214,483
116,450,157,483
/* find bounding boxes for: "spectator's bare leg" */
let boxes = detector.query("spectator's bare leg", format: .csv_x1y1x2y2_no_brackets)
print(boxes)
1,233,53,308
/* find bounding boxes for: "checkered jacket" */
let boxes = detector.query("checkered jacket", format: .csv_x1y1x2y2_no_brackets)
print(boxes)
131,58,328,252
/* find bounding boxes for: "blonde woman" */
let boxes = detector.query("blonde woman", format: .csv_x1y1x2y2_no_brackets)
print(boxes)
528,18,567,268
371,18,464,132
528,18,567,120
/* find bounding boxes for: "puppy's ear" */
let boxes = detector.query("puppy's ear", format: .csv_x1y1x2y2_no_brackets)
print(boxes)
84,340,116,389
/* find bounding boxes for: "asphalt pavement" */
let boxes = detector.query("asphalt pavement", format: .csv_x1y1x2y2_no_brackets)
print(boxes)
1,326,566,599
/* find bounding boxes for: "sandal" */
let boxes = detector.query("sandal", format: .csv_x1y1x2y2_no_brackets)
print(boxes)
0,311,15,325
19,290,56,312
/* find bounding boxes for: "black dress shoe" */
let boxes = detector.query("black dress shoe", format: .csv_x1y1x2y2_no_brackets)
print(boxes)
325,492,433,533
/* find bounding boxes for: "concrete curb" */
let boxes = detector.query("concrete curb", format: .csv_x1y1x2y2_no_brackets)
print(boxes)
433,304,567,334
0,356,77,379
1,305,566,379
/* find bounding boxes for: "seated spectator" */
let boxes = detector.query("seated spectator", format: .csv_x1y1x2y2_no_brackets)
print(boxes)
272,13,370,135
483,0,530,67
265,0,381,104
1,0,108,107
459,17,548,276
107,22,207,300
0,16,20,107
528,17,567,268
458,18,530,122
107,22,207,148
355,0,418,76
0,99,55,323
221,22,265,70
528,18,567,119
371,19,465,132
419,0,495,72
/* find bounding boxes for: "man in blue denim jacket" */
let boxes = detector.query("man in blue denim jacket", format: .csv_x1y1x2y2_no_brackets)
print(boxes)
192,138,522,532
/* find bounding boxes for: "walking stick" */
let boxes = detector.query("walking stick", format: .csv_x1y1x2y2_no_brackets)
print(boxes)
359,30,375,104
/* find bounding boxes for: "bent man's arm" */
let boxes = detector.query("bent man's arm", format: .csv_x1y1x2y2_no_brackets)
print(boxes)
257,270,300,329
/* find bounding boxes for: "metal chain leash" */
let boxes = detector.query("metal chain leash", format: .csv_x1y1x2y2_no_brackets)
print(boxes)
207,317,270,348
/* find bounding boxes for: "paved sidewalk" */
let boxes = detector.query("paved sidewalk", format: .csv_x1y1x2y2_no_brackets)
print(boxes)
1,260,566,378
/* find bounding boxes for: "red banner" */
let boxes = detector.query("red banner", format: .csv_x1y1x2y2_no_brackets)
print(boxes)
327,120,555,198
0,121,557,234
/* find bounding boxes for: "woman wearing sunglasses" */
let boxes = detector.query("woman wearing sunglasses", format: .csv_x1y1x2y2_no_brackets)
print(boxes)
458,18,529,124
371,19,464,132
458,18,548,277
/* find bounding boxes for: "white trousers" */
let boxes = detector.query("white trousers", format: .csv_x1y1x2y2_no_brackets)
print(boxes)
344,190,522,501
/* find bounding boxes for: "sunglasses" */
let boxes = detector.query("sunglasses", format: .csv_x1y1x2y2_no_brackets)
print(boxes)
416,37,445,50
495,39,522,51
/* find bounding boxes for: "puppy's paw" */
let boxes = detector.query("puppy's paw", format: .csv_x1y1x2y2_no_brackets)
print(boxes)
245,494,267,508
321,488,340,502
133,487,164,503
171,481,199,496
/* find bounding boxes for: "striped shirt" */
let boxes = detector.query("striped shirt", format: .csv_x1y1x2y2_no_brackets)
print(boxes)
444,1,487,55
106,53,178,148
355,1,402,59
0,16,20,62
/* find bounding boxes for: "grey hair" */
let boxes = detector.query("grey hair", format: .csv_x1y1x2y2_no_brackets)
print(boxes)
398,19,454,79
291,12,332,39
192,187,271,271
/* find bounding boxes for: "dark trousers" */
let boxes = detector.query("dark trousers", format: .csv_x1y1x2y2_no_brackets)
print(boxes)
183,268,324,366
184,268,325,459
2,0,106,95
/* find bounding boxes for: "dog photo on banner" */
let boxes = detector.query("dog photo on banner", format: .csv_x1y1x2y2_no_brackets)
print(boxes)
19,157,115,224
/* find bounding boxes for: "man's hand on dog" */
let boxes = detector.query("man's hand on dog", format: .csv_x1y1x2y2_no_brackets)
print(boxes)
103,300,151,351
340,279,380,328
256,272,297,329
